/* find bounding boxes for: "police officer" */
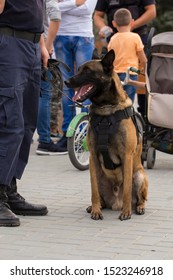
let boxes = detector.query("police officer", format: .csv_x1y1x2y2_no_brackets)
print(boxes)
0,0,49,227
94,0,156,116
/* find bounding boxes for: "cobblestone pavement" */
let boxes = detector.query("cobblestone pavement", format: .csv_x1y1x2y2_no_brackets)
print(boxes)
0,136,173,260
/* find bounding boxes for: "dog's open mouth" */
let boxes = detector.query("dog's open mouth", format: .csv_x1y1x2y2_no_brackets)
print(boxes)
72,84,94,102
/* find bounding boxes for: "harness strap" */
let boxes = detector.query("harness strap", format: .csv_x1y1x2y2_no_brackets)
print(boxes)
131,113,142,144
97,130,121,170
90,106,134,170
90,106,134,133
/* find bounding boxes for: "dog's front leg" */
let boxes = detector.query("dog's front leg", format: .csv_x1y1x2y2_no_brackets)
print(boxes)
135,169,148,215
119,155,133,221
88,154,103,220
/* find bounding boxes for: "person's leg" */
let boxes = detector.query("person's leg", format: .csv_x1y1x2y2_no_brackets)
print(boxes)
37,75,51,144
137,34,148,116
75,36,94,112
125,74,138,103
5,40,48,217
36,70,67,155
118,73,137,103
53,36,94,149
75,36,95,69
53,36,76,150
0,36,40,225
0,184,20,227
13,43,41,180
54,35,76,134
137,74,146,118
0,37,26,187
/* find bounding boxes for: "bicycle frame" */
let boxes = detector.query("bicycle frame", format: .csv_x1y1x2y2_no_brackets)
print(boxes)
66,112,88,137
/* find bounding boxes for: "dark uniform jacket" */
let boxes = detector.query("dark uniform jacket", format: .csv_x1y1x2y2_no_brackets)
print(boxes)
0,0,44,33
95,0,156,35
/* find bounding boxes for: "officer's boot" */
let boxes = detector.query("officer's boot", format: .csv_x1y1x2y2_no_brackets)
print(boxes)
7,178,48,216
0,184,20,227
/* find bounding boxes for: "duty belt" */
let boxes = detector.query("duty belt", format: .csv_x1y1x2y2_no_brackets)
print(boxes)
0,27,41,43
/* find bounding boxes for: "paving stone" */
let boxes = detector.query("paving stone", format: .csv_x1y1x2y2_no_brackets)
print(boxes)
0,136,173,260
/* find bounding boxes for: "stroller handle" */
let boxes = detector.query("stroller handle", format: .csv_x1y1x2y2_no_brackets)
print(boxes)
121,67,140,86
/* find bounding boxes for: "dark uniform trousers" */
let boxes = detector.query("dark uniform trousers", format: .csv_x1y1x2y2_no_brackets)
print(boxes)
0,35,41,186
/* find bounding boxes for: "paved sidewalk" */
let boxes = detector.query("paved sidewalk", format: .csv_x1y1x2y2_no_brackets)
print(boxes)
0,137,173,260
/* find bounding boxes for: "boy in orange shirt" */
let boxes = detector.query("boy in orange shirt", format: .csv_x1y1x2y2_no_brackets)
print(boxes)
108,8,147,103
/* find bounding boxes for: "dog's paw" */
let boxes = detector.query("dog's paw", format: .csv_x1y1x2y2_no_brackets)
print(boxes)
86,206,92,213
119,212,131,221
91,207,103,220
91,211,103,220
136,206,145,215
87,205,103,220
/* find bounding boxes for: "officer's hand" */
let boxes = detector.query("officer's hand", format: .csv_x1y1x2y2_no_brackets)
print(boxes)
40,35,50,68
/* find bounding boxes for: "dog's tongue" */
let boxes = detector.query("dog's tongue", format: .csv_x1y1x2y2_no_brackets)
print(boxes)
72,84,93,102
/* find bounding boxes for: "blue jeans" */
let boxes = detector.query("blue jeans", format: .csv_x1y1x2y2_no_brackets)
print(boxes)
118,73,138,103
54,36,94,132
37,71,51,143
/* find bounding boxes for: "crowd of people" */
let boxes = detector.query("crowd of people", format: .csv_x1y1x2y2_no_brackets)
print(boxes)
0,0,156,227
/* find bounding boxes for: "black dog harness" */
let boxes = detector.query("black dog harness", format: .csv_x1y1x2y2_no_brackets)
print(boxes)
90,106,135,170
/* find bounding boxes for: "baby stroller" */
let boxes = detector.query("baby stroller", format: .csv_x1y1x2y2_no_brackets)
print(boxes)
142,29,173,169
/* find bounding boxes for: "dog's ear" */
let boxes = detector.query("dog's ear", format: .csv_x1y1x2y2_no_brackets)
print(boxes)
101,49,115,74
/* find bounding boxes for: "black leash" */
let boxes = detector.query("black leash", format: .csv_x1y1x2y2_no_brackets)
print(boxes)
41,58,84,108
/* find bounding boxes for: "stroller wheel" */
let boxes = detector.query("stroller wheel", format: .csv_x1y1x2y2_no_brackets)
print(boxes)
147,147,156,169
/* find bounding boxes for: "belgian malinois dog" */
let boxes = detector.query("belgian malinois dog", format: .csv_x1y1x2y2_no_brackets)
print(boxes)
65,50,148,221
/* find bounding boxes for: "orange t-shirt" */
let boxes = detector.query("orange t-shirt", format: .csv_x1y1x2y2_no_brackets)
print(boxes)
108,32,144,73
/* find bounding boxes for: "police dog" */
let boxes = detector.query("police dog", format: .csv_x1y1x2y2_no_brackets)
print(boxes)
65,50,148,221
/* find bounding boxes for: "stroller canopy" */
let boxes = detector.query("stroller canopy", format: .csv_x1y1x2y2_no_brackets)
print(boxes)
149,31,173,94
147,31,173,129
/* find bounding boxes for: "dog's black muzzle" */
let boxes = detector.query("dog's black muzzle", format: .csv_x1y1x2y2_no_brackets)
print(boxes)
65,75,85,89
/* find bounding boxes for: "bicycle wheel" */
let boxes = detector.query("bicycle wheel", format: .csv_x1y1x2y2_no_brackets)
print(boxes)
68,115,89,170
